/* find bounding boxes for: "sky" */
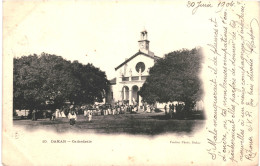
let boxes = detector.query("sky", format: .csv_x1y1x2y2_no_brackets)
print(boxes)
3,0,212,79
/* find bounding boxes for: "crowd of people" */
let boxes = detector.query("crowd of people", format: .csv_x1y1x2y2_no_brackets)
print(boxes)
164,103,185,119
26,100,204,124
28,102,189,124
49,103,156,125
29,102,188,123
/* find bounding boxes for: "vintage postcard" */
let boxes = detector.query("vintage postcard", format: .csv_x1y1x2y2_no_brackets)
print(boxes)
2,0,259,165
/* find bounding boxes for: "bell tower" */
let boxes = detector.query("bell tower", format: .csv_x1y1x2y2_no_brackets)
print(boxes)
138,29,150,53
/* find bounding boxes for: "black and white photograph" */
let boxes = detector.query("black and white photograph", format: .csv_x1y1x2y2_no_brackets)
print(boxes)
3,1,259,165
12,30,205,135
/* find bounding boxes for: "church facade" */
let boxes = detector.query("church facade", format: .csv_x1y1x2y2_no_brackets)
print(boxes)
107,30,160,106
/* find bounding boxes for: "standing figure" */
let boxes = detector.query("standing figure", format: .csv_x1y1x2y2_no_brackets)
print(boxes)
169,104,173,119
84,106,88,118
108,106,111,115
174,104,177,113
120,105,124,114
51,111,56,121
117,105,121,114
112,107,115,115
133,105,137,113
68,110,77,125
100,107,102,116
130,105,133,113
150,105,154,113
147,105,150,113
88,110,93,122
32,110,36,121
68,105,77,125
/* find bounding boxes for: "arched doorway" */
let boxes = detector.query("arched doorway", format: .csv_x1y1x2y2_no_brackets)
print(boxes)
132,85,139,105
122,86,129,104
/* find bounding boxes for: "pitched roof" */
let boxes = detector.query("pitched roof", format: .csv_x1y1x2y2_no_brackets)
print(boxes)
115,51,160,71
109,77,116,85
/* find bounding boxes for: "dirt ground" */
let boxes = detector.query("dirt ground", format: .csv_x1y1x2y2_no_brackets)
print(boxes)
13,112,205,135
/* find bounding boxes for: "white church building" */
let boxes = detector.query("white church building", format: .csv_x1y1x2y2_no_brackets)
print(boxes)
107,30,160,106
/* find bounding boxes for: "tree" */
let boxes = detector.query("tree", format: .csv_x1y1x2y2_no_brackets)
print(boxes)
13,53,109,113
13,54,45,111
69,61,109,104
139,48,204,111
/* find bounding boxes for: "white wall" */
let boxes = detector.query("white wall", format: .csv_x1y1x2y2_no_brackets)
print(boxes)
113,53,156,103
116,53,155,78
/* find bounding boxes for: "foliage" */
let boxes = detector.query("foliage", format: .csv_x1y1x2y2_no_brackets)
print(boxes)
140,48,204,110
13,53,109,111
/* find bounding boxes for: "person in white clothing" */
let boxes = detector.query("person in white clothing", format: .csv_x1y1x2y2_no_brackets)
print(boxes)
112,107,115,115
68,108,77,125
83,106,88,117
147,105,150,113
88,110,93,122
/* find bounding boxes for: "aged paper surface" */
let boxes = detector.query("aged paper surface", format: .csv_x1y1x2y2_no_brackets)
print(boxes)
2,0,259,165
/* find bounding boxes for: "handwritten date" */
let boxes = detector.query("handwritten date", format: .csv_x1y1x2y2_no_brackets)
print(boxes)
187,1,235,15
